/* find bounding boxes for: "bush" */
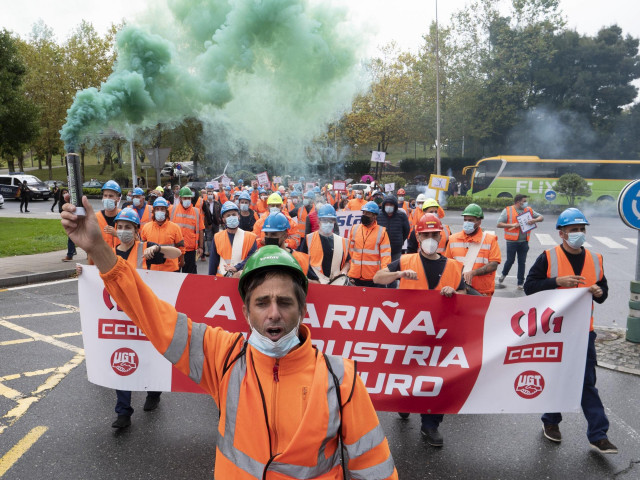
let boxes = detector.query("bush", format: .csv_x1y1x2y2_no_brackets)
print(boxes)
445,195,512,211
112,169,130,188
344,159,371,177
380,175,407,189
555,173,592,207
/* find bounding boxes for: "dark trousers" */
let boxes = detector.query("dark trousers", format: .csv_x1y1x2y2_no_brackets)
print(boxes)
541,331,609,442
115,390,161,416
20,196,29,211
67,238,77,257
51,199,59,211
501,240,529,285
181,250,198,274
421,413,444,429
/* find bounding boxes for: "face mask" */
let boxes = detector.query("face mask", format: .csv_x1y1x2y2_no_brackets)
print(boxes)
182,199,191,209
225,216,240,229
248,326,300,358
521,202,529,209
264,236,280,246
319,222,334,235
269,207,280,215
154,211,166,222
398,196,404,202
374,197,383,206
116,230,135,244
356,194,363,199
102,198,117,211
132,198,141,207
260,195,267,201
303,198,311,206
292,198,299,205
463,221,476,235
126,196,132,202
566,232,586,249
361,215,373,227
384,206,394,214
240,203,249,212
421,238,439,255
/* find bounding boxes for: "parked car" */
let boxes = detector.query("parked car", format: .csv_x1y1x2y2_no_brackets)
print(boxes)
0,193,4,208
83,180,104,189
45,180,68,190
0,173,51,200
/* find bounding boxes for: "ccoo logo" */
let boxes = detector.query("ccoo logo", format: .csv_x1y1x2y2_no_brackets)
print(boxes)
514,370,545,399
111,348,139,376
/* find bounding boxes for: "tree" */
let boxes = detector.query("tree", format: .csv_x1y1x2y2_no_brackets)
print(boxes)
555,173,592,206
0,29,39,170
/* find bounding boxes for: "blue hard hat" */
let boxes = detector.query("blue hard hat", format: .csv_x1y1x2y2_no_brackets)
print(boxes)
317,204,337,219
101,180,122,194
556,208,590,229
258,187,267,194
224,185,231,191
299,176,305,182
221,201,239,215
237,179,243,184
304,190,315,199
115,208,140,226
362,201,380,215
206,183,214,190
238,191,251,201
289,190,299,197
132,187,145,196
313,186,320,193
153,197,170,208
262,212,290,232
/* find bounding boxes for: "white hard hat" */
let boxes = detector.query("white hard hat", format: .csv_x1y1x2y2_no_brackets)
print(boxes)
416,193,428,203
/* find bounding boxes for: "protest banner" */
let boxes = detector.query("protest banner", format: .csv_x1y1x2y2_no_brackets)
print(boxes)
337,210,362,238
221,175,230,187
80,267,591,414
211,180,219,190
257,171,270,187
371,151,386,163
273,176,282,184
385,183,395,193
333,180,347,192
305,182,315,191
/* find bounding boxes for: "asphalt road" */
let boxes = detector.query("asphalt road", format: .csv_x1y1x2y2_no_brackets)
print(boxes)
1,274,640,479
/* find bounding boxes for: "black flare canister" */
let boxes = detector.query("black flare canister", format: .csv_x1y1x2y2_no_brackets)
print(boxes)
66,152,85,216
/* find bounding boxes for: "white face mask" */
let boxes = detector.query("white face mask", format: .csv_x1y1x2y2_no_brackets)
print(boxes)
384,206,394,214
292,198,299,205
269,207,281,215
116,230,135,244
248,326,301,358
132,198,142,207
319,222,334,235
260,195,267,201
566,232,586,249
521,201,529,209
303,198,311,206
225,215,240,229
182,199,191,209
398,196,404,202
102,198,118,211
421,238,439,255
463,221,476,235
126,196,132,202
154,211,166,222
239,203,249,212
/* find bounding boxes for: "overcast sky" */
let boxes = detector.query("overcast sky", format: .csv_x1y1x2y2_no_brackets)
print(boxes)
2,0,639,56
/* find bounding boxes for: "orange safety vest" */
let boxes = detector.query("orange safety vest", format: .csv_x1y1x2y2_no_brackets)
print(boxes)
251,190,268,214
290,249,310,276
253,211,300,249
295,204,315,241
213,229,257,276
116,241,150,270
170,204,203,251
96,210,121,248
398,254,463,290
504,205,534,241
348,223,392,281
137,204,154,229
546,245,603,331
306,231,349,282
445,228,500,296
140,220,184,272
346,198,366,211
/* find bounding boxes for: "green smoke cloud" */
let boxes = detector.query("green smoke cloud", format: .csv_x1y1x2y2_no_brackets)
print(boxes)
60,0,365,157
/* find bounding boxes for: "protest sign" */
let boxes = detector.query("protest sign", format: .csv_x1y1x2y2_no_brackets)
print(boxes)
257,171,270,187
333,181,347,192
385,183,395,193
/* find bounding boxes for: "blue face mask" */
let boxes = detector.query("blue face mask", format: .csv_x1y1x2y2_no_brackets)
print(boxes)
463,221,476,234
248,326,301,358
239,203,249,212
521,201,529,209
102,198,117,211
566,232,586,249
319,222,334,235
225,216,240,229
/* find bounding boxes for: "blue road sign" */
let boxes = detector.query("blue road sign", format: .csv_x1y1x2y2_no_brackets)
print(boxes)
545,190,556,201
618,180,640,230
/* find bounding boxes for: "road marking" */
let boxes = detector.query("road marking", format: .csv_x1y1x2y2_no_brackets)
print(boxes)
624,237,638,246
592,236,627,249
0,368,57,383
535,233,557,246
0,320,83,354
0,310,74,321
0,426,48,477
0,278,77,292
0,332,81,347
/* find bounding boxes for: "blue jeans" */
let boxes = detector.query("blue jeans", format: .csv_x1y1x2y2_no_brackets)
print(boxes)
115,390,161,416
501,241,529,285
67,238,76,257
541,331,609,442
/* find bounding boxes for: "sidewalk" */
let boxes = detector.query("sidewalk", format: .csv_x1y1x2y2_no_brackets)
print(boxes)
1,249,639,376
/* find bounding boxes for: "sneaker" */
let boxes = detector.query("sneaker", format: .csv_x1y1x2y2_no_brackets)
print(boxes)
498,274,506,284
111,415,131,429
398,412,410,419
590,438,618,454
143,395,161,411
421,426,444,447
543,423,561,443
517,285,524,290
62,257,74,262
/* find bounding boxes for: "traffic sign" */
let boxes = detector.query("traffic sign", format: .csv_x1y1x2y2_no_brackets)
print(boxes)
618,179,640,230
544,190,556,201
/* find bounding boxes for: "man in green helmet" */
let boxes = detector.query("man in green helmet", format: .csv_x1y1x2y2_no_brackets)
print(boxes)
60,196,398,479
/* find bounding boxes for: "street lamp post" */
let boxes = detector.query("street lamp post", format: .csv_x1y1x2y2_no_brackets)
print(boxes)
435,0,441,176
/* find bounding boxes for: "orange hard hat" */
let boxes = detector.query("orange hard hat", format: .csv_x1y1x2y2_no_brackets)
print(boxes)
415,213,443,233
397,188,406,195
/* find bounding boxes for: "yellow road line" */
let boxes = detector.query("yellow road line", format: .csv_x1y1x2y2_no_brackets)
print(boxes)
0,368,57,382
0,320,83,354
0,426,48,477
0,384,22,401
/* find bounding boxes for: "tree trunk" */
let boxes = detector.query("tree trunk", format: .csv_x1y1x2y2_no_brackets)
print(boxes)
7,159,15,172
47,152,53,180
17,152,24,171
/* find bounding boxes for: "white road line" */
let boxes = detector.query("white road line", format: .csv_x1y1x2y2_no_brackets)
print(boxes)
0,278,77,291
624,237,638,246
0,320,83,354
0,332,82,347
592,236,627,249
0,311,74,321
535,233,557,246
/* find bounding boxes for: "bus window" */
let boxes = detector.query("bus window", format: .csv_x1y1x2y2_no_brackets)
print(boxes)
473,159,502,193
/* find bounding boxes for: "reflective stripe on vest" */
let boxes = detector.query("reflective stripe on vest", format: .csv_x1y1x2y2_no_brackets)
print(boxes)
170,207,200,233
437,226,450,253
548,246,602,281
398,254,462,291
162,313,206,384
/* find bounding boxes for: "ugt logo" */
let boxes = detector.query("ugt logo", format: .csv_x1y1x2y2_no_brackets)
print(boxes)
514,370,545,399
511,307,563,337
111,348,139,376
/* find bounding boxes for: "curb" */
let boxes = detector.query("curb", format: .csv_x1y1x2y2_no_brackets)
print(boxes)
0,269,76,289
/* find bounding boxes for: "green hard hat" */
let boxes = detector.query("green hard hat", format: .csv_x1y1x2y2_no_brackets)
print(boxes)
238,245,308,301
461,203,484,219
178,186,194,198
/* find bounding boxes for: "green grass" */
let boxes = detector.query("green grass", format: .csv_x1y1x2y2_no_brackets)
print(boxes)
0,218,68,257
